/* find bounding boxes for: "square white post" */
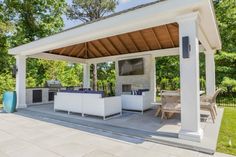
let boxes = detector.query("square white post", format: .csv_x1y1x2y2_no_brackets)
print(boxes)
205,51,216,96
150,55,156,102
83,64,90,88
93,64,98,91
15,55,27,108
177,13,203,142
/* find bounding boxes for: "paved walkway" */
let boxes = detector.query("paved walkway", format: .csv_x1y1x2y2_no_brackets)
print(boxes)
0,113,233,157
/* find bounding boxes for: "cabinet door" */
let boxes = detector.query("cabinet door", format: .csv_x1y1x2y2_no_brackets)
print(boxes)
33,90,42,103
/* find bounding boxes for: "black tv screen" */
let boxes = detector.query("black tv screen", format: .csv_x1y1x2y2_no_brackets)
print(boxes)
118,58,144,76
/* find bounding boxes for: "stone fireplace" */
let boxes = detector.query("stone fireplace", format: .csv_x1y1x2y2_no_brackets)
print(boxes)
115,55,153,96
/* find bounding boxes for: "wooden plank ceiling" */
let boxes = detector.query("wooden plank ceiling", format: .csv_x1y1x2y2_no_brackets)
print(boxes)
48,23,179,59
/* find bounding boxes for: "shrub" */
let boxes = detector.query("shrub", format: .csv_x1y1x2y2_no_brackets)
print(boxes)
0,73,15,103
221,77,236,92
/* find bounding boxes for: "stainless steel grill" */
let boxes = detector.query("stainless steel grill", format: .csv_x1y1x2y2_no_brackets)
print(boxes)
45,80,62,92
45,80,62,101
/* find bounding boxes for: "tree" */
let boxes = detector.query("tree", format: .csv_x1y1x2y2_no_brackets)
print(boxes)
67,0,118,22
3,0,69,87
67,0,119,90
215,51,236,87
0,1,14,73
214,0,236,52
97,62,116,95
5,0,66,44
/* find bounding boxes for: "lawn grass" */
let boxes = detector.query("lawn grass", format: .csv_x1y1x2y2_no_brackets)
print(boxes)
217,107,236,156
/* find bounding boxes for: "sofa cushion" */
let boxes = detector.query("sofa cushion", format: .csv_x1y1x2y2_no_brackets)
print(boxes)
84,91,105,97
59,90,104,97
137,89,149,95
162,103,181,111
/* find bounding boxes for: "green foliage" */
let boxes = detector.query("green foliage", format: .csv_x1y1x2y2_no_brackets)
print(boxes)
0,73,15,102
215,51,236,85
0,0,79,90
215,0,236,52
97,62,116,95
0,1,15,73
156,56,180,91
26,60,83,87
67,0,119,22
221,77,236,92
51,62,83,87
5,0,66,44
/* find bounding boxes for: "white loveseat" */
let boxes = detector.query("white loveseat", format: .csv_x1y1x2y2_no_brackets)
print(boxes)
121,91,153,114
54,92,122,120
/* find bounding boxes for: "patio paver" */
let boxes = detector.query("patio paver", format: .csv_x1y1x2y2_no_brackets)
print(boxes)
0,113,231,157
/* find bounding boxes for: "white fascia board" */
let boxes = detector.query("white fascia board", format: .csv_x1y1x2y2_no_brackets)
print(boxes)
29,53,86,64
87,45,205,64
29,45,205,64
198,0,222,50
9,0,202,56
87,48,179,64
198,25,212,52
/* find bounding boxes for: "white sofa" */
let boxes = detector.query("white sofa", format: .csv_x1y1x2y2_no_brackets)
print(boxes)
121,91,153,114
54,92,122,120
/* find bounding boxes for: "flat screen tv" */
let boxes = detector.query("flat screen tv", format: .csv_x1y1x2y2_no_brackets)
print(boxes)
118,58,144,76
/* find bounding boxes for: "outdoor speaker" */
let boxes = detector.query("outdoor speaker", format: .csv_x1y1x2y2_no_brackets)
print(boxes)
12,65,18,78
182,36,190,58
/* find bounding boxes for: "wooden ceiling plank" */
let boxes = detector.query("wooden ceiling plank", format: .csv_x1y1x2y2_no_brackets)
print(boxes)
97,40,112,56
116,36,130,53
165,25,175,47
107,38,120,54
59,48,67,55
138,31,151,50
76,47,85,58
87,49,96,58
69,45,81,56
59,46,75,56
89,42,103,57
127,33,140,52
151,28,162,49
74,46,84,57
85,42,88,59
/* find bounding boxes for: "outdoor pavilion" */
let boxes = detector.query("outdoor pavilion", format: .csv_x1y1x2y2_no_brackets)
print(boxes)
9,0,221,142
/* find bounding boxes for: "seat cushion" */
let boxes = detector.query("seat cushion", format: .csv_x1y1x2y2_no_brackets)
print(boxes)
162,103,181,111
200,102,211,109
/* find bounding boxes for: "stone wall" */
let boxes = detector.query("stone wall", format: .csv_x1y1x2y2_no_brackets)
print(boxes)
115,55,153,96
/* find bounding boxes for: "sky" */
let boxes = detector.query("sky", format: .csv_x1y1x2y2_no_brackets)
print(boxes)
64,0,155,29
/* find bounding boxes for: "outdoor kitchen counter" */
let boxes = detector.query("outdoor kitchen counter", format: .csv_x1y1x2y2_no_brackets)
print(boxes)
26,88,52,105
26,87,81,105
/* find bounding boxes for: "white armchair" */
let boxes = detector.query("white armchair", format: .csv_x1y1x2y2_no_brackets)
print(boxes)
82,94,122,120
54,92,83,114
121,91,153,114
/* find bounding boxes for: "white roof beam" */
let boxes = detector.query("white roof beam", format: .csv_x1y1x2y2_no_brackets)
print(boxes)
29,53,86,64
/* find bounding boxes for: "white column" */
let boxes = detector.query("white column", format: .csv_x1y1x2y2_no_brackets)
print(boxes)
83,64,90,88
150,55,156,102
205,51,216,96
115,61,120,96
93,64,98,91
15,55,27,108
177,13,203,142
